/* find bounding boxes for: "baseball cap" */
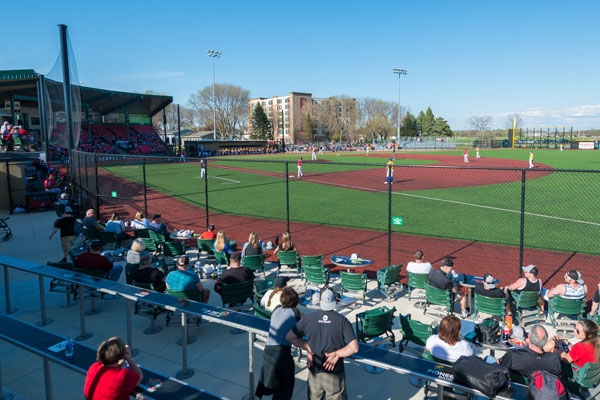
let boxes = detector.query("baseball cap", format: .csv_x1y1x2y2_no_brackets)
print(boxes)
441,258,454,267
511,325,526,342
320,288,336,311
522,264,538,274
177,255,189,267
274,276,289,288
152,214,161,220
483,273,496,289
566,270,584,284
64,206,73,213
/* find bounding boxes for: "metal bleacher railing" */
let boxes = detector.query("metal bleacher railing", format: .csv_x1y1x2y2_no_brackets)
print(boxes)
1,255,528,400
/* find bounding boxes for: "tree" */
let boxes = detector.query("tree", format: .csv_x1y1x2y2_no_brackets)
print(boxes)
400,112,419,136
304,113,314,141
430,117,453,137
187,83,250,139
420,107,436,136
505,113,523,129
468,115,492,137
250,103,271,139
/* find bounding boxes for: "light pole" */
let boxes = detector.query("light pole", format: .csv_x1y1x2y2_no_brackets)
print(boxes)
392,68,407,143
206,50,222,141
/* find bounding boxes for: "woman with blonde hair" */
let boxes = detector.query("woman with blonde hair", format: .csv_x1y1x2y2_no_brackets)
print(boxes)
274,232,296,254
125,238,150,284
242,232,263,257
213,230,232,255
130,211,150,230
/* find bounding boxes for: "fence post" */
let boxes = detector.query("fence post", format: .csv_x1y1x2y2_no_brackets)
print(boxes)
285,162,290,233
519,169,526,278
84,153,90,211
94,153,100,218
388,170,392,267
204,159,209,229
142,157,148,217
6,162,13,215
77,152,83,206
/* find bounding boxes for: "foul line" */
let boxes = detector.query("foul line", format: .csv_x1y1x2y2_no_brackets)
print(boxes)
193,175,240,184
303,177,600,227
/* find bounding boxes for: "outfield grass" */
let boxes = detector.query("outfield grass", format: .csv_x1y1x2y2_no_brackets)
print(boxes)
103,149,600,256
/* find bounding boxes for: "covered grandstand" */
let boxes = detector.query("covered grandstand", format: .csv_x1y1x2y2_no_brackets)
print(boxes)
0,69,172,161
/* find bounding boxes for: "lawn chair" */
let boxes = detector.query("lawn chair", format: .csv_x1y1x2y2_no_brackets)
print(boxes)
340,271,368,303
125,263,140,285
398,313,437,355
141,237,160,254
474,292,506,321
407,272,429,302
304,264,329,291
132,280,163,334
301,255,323,268
277,250,300,277
253,297,273,320
242,254,266,277
377,264,402,301
220,280,254,311
548,296,585,334
47,260,77,307
98,231,119,250
510,290,542,326
162,241,186,265
214,250,229,267
72,267,107,315
424,284,453,319
197,238,215,257
134,229,150,239
81,228,99,245
356,305,396,373
567,362,600,399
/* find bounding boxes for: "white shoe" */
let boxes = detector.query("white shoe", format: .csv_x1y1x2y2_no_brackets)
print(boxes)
384,181,388,184
461,310,469,319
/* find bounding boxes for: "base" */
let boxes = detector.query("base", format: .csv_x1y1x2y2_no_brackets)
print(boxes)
409,376,425,387
177,335,197,346
143,325,163,335
85,308,102,316
230,327,245,335
175,368,195,380
364,364,385,374
75,332,93,341
36,319,53,327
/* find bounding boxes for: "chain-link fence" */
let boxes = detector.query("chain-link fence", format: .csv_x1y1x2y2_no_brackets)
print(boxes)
70,150,600,286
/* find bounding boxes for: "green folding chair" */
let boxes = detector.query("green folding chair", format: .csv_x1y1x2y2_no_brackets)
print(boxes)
125,263,140,285
377,264,402,300
548,296,585,332
510,290,542,326
474,292,506,320
424,284,453,318
398,313,437,355
254,279,275,299
356,305,396,374
220,280,254,311
99,231,119,250
340,271,368,302
567,362,600,398
304,264,329,291
134,229,150,239
407,272,429,301
253,297,273,320
301,255,323,268
242,254,266,277
197,238,215,257
164,289,202,342
162,241,186,264
215,250,229,266
277,250,299,276
141,237,159,254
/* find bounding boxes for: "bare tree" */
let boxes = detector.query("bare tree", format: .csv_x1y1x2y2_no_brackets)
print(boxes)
504,113,523,129
468,115,492,137
356,97,405,140
313,96,357,142
187,83,250,139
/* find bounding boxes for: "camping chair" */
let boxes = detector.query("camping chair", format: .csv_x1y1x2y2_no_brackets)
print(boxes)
242,254,266,277
548,296,585,333
125,263,140,285
162,241,186,265
47,260,77,307
474,292,506,320
131,280,163,334
214,250,229,267
340,271,368,303
253,297,273,320
98,231,119,250
376,264,402,301
567,362,600,399
277,250,300,277
356,305,396,373
220,280,254,311
165,289,203,345
133,229,150,239
510,290,542,326
197,238,215,257
141,237,160,254
304,264,329,291
398,313,437,355
81,228,99,245
407,272,429,304
424,284,453,319
252,279,276,319
301,255,324,269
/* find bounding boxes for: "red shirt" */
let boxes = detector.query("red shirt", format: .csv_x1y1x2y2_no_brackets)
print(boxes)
44,178,56,190
199,231,216,239
569,342,597,368
464,150,468,155
84,361,139,400
298,159,302,167
75,252,113,272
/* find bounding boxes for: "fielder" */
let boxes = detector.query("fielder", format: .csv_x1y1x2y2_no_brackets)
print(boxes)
297,157,303,178
366,146,370,156
385,158,394,184
463,149,469,163
560,143,564,152
529,151,534,168
392,146,397,160
179,151,186,163
200,158,206,178
311,147,317,160
319,146,323,155
476,147,480,159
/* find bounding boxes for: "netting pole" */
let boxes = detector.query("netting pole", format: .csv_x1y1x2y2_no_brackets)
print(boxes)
77,152,83,206
142,157,148,217
387,169,392,267
84,152,90,211
125,105,129,143
177,104,181,154
58,25,74,151
519,169,526,278
94,153,100,218
163,109,167,146
6,162,13,215
285,162,290,233
204,160,209,229
37,74,50,162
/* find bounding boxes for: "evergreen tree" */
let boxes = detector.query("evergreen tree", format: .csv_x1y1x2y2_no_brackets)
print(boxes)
304,113,314,140
416,110,426,136
400,112,419,136
251,103,272,139
421,107,436,136
431,116,453,137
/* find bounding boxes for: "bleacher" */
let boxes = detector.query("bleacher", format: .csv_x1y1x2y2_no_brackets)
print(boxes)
75,123,166,155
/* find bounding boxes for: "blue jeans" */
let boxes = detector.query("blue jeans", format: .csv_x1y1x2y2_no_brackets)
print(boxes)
108,263,123,282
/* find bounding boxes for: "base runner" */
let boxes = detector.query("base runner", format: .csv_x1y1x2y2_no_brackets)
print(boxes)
463,149,469,163
297,157,303,178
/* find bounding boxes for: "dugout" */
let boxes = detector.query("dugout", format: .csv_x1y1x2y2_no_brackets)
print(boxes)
184,140,272,157
0,69,173,160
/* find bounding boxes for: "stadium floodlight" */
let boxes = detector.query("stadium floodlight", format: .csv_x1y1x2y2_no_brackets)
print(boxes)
392,68,408,143
207,50,222,141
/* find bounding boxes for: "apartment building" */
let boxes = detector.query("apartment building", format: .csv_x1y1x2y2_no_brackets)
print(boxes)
247,92,355,144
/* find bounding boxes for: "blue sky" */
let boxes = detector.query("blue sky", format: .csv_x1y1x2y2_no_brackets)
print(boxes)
3,0,600,130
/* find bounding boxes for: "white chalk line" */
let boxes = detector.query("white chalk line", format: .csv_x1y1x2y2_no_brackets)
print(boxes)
193,175,240,184
303,177,600,227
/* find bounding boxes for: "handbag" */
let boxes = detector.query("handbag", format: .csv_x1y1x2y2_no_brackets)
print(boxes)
453,355,512,398
475,318,501,344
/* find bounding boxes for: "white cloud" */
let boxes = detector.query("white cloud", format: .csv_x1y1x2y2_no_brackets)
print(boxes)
493,105,600,130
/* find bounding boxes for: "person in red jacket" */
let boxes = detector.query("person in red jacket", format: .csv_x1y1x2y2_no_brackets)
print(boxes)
44,174,57,191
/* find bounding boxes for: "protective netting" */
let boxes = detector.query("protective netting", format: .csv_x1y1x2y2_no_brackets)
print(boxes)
44,30,81,160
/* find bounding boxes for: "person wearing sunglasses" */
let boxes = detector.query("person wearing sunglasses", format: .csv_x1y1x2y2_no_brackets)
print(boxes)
545,270,588,301
548,319,600,379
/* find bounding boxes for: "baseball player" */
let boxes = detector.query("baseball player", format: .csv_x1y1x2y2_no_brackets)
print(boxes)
180,150,186,163
529,151,534,168
385,158,394,184
392,146,397,160
366,146,370,156
311,147,317,160
476,147,480,159
560,143,564,152
200,158,206,178
297,157,303,178
463,149,469,163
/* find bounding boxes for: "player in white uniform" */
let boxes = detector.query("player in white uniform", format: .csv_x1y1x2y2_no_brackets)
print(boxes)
311,147,316,160
384,158,394,184
366,146,370,156
529,151,534,168
476,147,480,159
297,157,303,178
463,149,469,163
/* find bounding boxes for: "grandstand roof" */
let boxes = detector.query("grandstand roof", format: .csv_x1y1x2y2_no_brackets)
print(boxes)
0,69,172,117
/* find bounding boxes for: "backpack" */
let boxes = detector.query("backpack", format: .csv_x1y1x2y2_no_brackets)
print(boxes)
528,370,568,400
453,355,513,398
475,318,501,344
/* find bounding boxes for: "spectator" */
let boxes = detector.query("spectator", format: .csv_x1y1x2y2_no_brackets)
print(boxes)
83,209,104,231
498,324,561,377
214,252,254,294
75,240,123,281
286,287,359,399
104,213,131,246
148,214,169,235
132,254,165,292
44,173,58,191
551,319,600,378
274,232,296,254
428,258,469,318
126,238,151,264
49,206,77,263
405,249,432,274
504,264,544,312
214,230,232,255
130,211,150,230
199,224,216,239
242,232,263,257
166,255,210,302
589,283,600,316
474,273,504,298
546,270,588,301
84,336,143,400
256,287,301,400
261,277,289,312
425,315,473,363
